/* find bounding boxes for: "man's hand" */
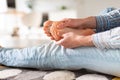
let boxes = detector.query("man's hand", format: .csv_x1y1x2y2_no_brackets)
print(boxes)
57,17,96,29
56,32,94,48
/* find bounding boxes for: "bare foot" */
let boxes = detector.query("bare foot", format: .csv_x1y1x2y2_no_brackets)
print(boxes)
50,21,95,41
43,20,54,39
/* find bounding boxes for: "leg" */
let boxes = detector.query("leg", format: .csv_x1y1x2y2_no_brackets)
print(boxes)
0,41,120,76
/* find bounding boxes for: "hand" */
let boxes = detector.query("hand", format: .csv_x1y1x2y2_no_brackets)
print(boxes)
58,28,95,37
56,18,82,29
56,17,96,29
56,32,94,48
56,28,95,48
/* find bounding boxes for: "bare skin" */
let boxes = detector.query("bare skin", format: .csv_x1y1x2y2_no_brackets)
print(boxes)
44,16,96,40
43,20,95,48
50,21,95,41
56,32,94,48
56,17,96,29
43,20,54,40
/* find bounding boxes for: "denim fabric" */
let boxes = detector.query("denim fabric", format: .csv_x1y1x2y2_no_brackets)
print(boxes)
0,42,120,76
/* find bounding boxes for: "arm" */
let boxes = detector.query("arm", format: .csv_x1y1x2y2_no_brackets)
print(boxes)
57,27,120,49
56,9,120,33
55,17,97,29
96,9,120,32
92,27,120,49
56,26,120,49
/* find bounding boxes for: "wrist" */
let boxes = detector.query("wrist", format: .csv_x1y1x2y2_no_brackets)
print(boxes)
77,35,94,47
82,16,97,29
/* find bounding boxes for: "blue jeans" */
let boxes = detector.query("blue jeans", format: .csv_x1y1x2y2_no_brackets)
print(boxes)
0,41,120,76
0,8,120,76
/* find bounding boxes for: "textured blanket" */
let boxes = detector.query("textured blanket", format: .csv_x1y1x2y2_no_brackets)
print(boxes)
0,65,119,80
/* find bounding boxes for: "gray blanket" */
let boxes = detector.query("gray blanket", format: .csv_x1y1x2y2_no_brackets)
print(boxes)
0,65,115,80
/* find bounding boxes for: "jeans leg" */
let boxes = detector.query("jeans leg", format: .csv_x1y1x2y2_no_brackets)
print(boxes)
0,42,120,76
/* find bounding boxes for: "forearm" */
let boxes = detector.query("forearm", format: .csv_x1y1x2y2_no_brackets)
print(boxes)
74,16,96,29
77,35,95,47
81,16,97,29
78,26,120,49
78,9,120,33
83,35,94,46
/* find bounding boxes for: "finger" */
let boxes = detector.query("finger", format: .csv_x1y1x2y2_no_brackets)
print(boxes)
56,39,69,48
